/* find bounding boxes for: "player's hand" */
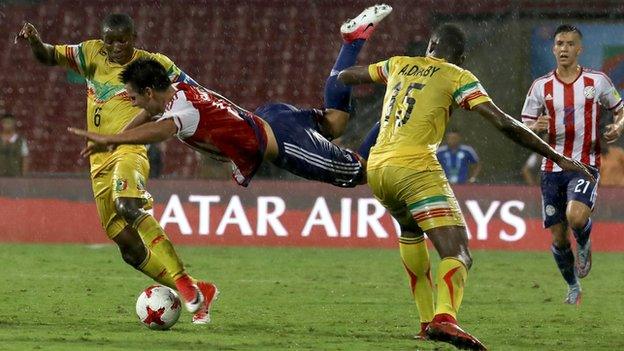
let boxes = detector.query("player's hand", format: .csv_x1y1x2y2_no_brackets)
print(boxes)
15,22,40,44
555,156,596,182
603,123,623,144
531,115,550,133
67,127,113,157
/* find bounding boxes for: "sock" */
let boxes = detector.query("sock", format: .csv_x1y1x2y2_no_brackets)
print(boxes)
324,39,365,112
551,244,578,286
400,236,435,324
357,121,380,159
174,274,200,303
137,248,177,289
133,213,186,282
434,258,468,320
572,218,592,247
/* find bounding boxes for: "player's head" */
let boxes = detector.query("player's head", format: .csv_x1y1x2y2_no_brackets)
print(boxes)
1,113,17,132
426,24,466,65
102,13,136,65
120,59,172,115
446,128,462,148
552,24,583,68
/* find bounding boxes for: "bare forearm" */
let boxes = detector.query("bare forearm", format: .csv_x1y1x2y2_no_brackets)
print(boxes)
522,168,536,186
469,163,481,179
338,66,374,85
498,117,558,161
28,38,56,65
614,108,624,129
476,103,561,162
122,110,153,132
107,122,174,145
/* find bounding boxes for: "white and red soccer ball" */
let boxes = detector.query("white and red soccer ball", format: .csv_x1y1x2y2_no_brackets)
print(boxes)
135,285,182,330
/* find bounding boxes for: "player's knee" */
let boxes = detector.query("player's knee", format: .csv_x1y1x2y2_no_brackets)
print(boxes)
119,242,147,268
115,198,145,225
566,215,588,231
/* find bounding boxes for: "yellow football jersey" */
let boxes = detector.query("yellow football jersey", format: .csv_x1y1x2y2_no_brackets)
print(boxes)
54,40,182,175
367,56,491,171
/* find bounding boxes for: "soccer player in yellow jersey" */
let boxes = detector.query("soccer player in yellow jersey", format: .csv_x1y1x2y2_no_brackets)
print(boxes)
339,24,593,350
17,14,217,324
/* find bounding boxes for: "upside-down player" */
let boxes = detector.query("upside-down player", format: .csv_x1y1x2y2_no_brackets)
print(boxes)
68,5,392,189
17,14,217,324
339,24,594,350
521,25,624,305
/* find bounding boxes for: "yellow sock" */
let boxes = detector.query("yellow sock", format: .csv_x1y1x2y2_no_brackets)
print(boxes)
435,257,468,319
134,214,186,281
137,249,177,289
399,236,434,324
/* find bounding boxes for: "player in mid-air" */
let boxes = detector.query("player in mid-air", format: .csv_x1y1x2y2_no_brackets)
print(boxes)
16,14,218,324
521,25,624,305
338,24,594,350
67,5,392,189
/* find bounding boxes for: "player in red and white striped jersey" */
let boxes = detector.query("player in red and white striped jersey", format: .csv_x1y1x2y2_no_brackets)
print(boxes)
521,24,624,306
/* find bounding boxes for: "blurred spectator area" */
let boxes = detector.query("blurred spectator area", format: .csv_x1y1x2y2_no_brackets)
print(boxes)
1,0,622,176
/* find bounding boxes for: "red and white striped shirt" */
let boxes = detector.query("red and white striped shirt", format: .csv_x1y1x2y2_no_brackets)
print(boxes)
522,68,623,172
157,83,267,186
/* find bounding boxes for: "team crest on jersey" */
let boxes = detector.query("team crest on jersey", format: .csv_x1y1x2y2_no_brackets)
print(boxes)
584,86,595,99
545,205,556,216
114,178,128,192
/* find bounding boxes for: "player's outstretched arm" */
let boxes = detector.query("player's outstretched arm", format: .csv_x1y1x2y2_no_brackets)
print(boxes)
473,101,595,181
603,107,624,143
15,22,57,66
338,66,375,85
68,119,177,157
122,109,153,132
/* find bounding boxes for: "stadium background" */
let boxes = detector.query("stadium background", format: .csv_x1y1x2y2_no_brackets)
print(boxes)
2,0,624,251
2,0,623,182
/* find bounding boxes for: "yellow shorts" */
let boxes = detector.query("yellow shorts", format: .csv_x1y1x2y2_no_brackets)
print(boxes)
367,166,465,232
91,151,153,239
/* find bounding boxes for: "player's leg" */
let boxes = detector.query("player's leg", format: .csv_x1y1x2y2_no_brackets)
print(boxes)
93,178,176,289
357,121,380,160
113,226,175,289
258,104,365,187
566,171,598,279
367,167,434,341
548,223,581,305
542,171,581,304
111,153,218,321
397,216,435,340
321,4,392,139
402,169,486,350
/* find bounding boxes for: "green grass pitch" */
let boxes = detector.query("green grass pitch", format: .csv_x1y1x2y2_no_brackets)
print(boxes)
1,243,623,350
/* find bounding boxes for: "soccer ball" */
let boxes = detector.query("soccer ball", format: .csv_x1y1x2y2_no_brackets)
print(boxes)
135,285,182,330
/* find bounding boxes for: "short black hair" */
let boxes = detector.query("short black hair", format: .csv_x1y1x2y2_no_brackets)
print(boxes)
120,59,171,93
1,113,15,121
433,24,466,61
554,24,582,39
102,13,135,33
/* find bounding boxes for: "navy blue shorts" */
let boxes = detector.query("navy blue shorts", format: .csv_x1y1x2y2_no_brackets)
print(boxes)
540,169,599,228
254,103,364,188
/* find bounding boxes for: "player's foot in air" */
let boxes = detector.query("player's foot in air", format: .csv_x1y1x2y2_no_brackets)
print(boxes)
426,314,487,350
564,284,582,306
340,4,393,43
576,238,592,278
192,281,219,324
